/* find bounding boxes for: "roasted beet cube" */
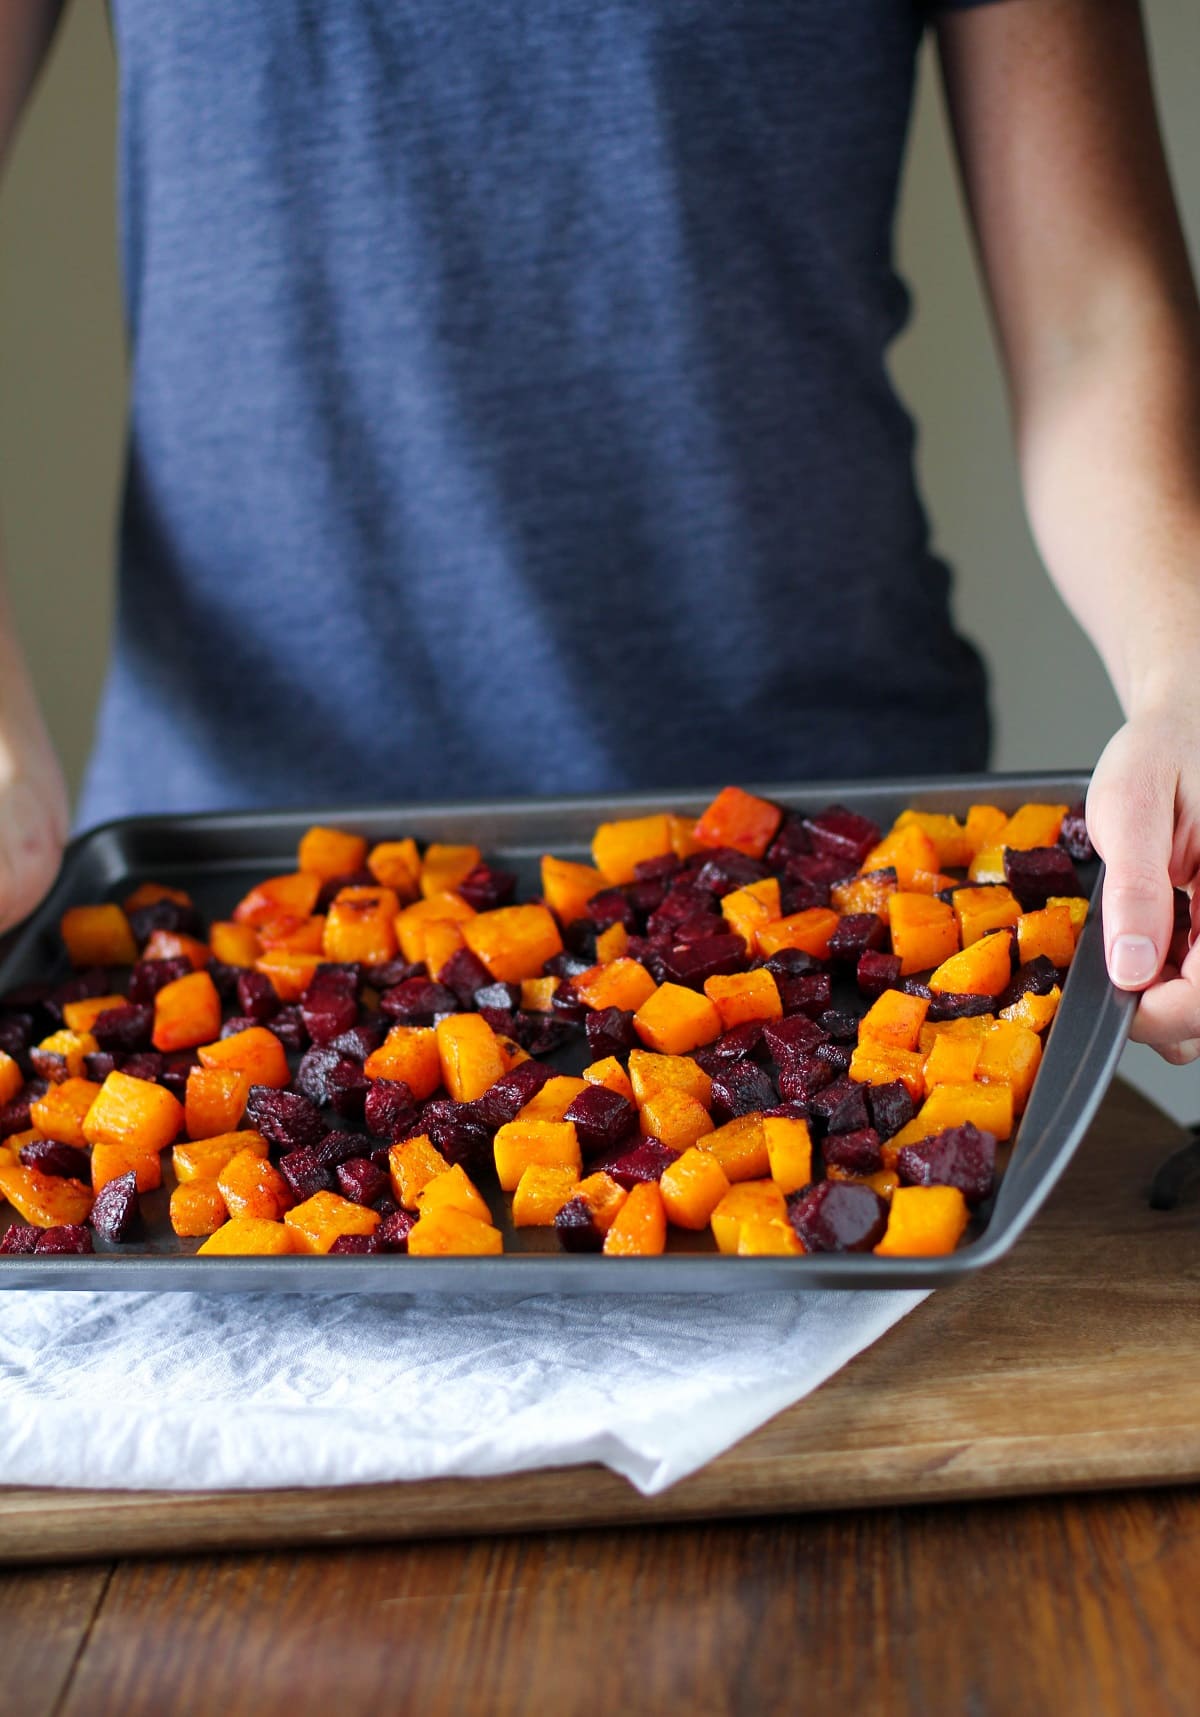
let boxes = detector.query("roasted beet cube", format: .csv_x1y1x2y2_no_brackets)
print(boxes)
777,1053,836,1106
998,956,1059,1012
127,897,205,945
815,1041,853,1074
866,1081,916,1141
587,888,636,930
117,1052,164,1084
377,1208,417,1251
710,1060,776,1122
35,1224,94,1255
0,1012,34,1072
46,968,111,1023
89,1170,142,1243
765,812,812,869
270,1007,308,1052
763,1014,828,1064
363,1077,419,1140
300,985,359,1047
209,963,245,1006
828,913,886,964
857,949,902,1000
477,1006,518,1038
647,885,718,939
782,850,853,894
780,878,834,915
84,1052,120,1082
160,1053,199,1099
336,1156,389,1206
563,1085,638,1157
279,1146,336,1201
29,1045,72,1084
421,1099,493,1172
897,1123,997,1206
329,1232,382,1255
543,952,593,982
325,1058,369,1121
20,1138,91,1180
373,1190,398,1216
692,1020,766,1072
245,1086,326,1152
457,864,517,912
763,947,822,980
1059,803,1095,864
788,1181,888,1252
562,919,600,963
550,982,589,1024
818,1008,861,1044
822,1128,883,1175
295,1046,344,1105
127,957,192,1006
658,933,748,990
693,849,772,897
220,1015,261,1040
810,1076,870,1136
626,875,669,917
801,805,881,869
0,1222,39,1255
554,1196,605,1252
512,1012,577,1056
379,977,457,1024
92,1002,154,1055
329,1022,386,1062
474,981,522,1014
312,1130,369,1172
438,946,496,1007
474,1061,553,1131
1004,846,1084,910
0,1092,39,1141
592,1137,680,1190
364,958,422,991
585,1007,639,1061
926,990,998,1023
634,853,683,884
777,973,833,1018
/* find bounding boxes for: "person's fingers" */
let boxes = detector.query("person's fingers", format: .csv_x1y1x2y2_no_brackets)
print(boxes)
1087,744,1177,992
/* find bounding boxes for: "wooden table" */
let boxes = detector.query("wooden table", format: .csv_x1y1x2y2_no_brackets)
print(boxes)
4,1080,1200,1717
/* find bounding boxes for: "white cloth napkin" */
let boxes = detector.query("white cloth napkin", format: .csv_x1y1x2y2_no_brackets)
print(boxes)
0,1287,928,1495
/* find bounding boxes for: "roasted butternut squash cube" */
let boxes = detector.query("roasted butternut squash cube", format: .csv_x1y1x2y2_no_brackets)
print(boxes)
254,948,322,1001
463,904,564,984
999,986,1061,1033
185,1065,252,1139
123,881,193,914
364,1026,442,1099
967,844,1007,885
693,786,782,858
394,893,476,965
32,1029,100,1083
627,1049,712,1110
516,1076,589,1123
703,968,782,1030
61,994,127,1034
152,970,222,1053
173,1130,269,1184
977,1019,1042,1113
710,1179,788,1254
1000,803,1069,852
233,872,321,928
594,922,629,964
407,1206,503,1256
660,1146,731,1229
572,958,658,1014
198,1217,297,1257
285,1190,381,1254
298,825,369,881
169,1179,229,1238
592,813,674,885
388,1135,450,1209
493,1119,581,1192
603,1181,667,1256
1048,895,1088,934
512,1163,581,1227
520,977,559,1013
858,989,930,1053
669,814,701,859
322,886,400,965
875,1185,970,1257
197,1025,290,1090
583,1057,636,1103
923,1033,983,1088
634,983,721,1055
83,1070,184,1155
962,804,1007,859
540,855,606,925
420,843,482,900
0,1051,21,1109
861,824,941,892
367,838,422,900
887,894,959,976
91,1140,162,1195
575,1172,628,1232
639,1087,714,1152
884,1082,1014,1157
1016,906,1077,969
702,1114,770,1183
31,1078,102,1148
952,885,1022,948
417,1163,493,1226
720,877,782,952
756,907,840,961
929,930,1013,998
218,1149,293,1222
830,868,898,921
737,1216,803,1256
256,914,326,954
0,1163,93,1228
60,904,138,968
848,1044,926,1105
893,810,973,869
142,929,212,968
435,1014,507,1103
917,1016,993,1055
423,920,467,979
764,1116,813,1195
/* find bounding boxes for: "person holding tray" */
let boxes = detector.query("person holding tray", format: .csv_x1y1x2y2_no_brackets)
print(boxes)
0,0,1197,1062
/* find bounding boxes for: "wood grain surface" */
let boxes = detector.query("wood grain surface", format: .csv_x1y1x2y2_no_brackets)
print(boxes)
0,1079,1196,1569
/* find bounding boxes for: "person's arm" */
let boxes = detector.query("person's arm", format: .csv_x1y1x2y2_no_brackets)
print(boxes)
0,0,72,928
937,0,1200,1062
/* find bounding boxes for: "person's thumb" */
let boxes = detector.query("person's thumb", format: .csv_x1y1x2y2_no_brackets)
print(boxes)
1087,737,1176,991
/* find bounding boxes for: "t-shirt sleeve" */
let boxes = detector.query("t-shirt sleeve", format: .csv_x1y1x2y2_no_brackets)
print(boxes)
922,0,1014,12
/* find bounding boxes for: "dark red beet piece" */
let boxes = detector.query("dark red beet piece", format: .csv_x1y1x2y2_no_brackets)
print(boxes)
474,1061,553,1131
857,949,902,999
35,1224,94,1255
866,1081,916,1141
220,1015,260,1040
295,1046,344,1106
364,1078,419,1140
312,1130,370,1171
828,913,886,964
777,1054,836,1106
270,1006,308,1052
300,985,359,1046
0,1222,39,1254
998,956,1059,1012
801,805,881,869
127,957,192,1006
809,1076,870,1136
364,958,422,990
777,973,833,1018
0,1012,34,1073
160,1053,199,1100
325,1058,369,1121
818,1008,861,1044
822,1128,883,1175
646,885,718,938
279,1146,336,1201
379,978,458,1024
692,1021,766,1072
1059,803,1095,864
897,1123,997,1206
780,878,835,916
245,1086,326,1152
765,813,813,869
763,1014,828,1064
128,898,204,945
693,850,772,897
926,991,999,1023
29,1045,73,1083
562,919,600,962
584,1007,639,1061
563,1085,638,1157
438,947,495,1007
118,1052,164,1084
1003,846,1084,911
587,889,636,931
421,1099,493,1172
89,1170,142,1243
329,1022,385,1061
336,1157,389,1206
626,876,669,917
592,1137,680,1190
373,1189,398,1216
329,1232,382,1255
763,947,822,979
457,864,517,911
92,1002,154,1055
474,981,522,1015
377,1208,417,1251
512,1012,577,1057
815,1041,853,1074
555,1196,605,1253
788,1181,887,1252
658,934,747,989
46,968,111,1023
543,952,593,982
550,982,590,1024
20,1138,90,1180
84,1052,119,1082
782,850,853,893
710,1061,776,1122
634,853,683,884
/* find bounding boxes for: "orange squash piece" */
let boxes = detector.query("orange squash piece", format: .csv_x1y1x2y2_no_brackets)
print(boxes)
0,1162,93,1228
1048,895,1088,935
634,983,721,1055
388,1135,450,1209
0,1052,21,1109
976,1019,1042,1113
540,855,606,926
669,814,701,859
297,825,368,881
255,914,326,955
420,843,482,900
496,1033,530,1071
660,1145,731,1229
208,921,261,966
595,922,629,964
217,1149,293,1222
603,1181,667,1256
963,804,1008,859
639,1087,714,1152
493,1119,581,1191
885,1082,1015,1157
952,886,1022,948
929,930,1013,998
875,1185,970,1257
512,1164,581,1227
830,868,898,921
416,1164,493,1227
701,1114,770,1183
710,1180,788,1254
152,970,222,1053
123,881,193,914
394,892,476,965
197,1217,297,1256
173,1130,269,1184
32,1030,98,1082
1000,986,1061,1033
575,1172,628,1232
592,813,674,885
31,1078,103,1149
185,1065,251,1139
861,824,941,892
848,1043,927,1105
858,989,930,1053
693,786,782,859
197,1025,290,1090
887,894,959,976
893,810,973,869
142,929,212,968
322,886,400,965
1017,906,1077,969
364,1026,443,1099
285,1190,381,1253
738,1217,803,1256
967,845,1007,885
520,977,559,1013
60,994,127,1035
764,1115,813,1195
516,1076,589,1123
627,1049,713,1109
704,968,782,1031
463,904,564,984
583,1057,636,1103
435,1014,507,1103
1000,803,1069,852
91,1140,162,1195
233,872,321,928
83,1070,184,1155
254,949,323,1001
407,1206,503,1256
169,1179,229,1238
60,904,138,968
923,1033,982,1088
572,958,658,1014
423,920,467,979
756,908,839,961
720,877,783,954
367,838,422,900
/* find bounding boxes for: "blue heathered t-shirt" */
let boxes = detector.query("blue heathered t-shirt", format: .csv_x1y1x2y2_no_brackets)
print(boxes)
80,0,994,826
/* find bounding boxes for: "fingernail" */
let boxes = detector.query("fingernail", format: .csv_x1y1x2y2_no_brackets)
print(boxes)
1110,934,1159,988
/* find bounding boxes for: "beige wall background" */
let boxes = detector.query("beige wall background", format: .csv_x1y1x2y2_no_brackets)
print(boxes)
0,0,1196,1119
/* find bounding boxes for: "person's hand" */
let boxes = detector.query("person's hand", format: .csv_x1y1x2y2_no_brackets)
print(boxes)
0,725,68,936
1087,703,1200,1064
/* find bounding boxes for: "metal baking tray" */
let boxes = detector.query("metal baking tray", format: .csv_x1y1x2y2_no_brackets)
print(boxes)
0,772,1132,1292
